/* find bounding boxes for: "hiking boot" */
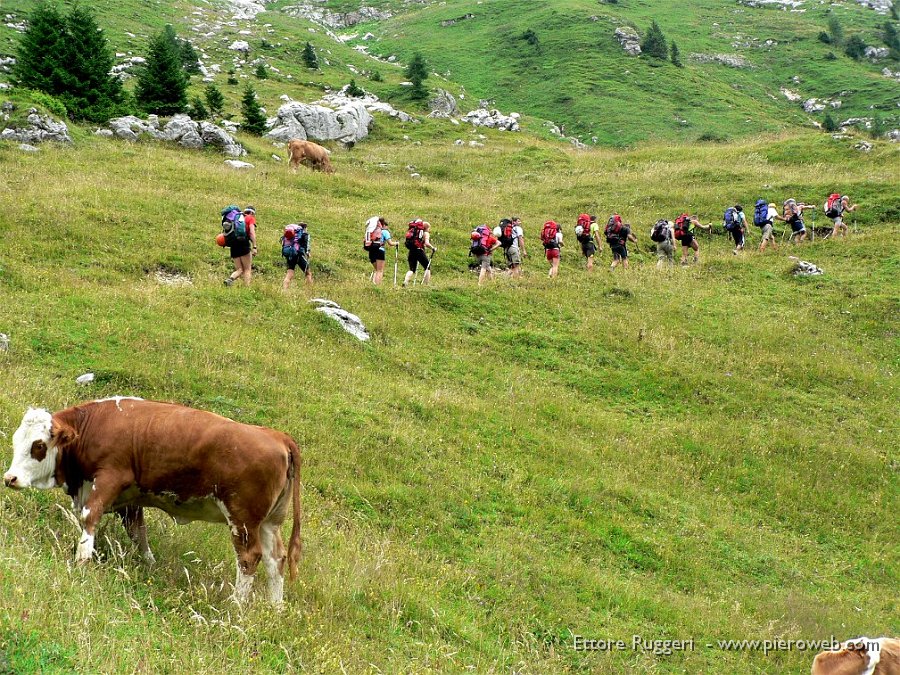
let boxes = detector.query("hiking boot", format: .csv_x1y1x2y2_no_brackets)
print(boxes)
224,277,234,287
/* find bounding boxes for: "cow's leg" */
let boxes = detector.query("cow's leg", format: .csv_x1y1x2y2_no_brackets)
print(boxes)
259,522,286,606
117,506,155,564
77,471,131,563
230,524,263,604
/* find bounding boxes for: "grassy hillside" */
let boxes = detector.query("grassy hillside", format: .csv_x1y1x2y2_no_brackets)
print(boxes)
0,124,897,672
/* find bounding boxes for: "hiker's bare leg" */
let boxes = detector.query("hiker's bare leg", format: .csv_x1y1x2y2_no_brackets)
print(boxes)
236,254,252,285
423,269,431,285
282,269,295,291
586,255,593,271
622,258,629,269
690,241,699,264
403,270,414,286
373,259,385,285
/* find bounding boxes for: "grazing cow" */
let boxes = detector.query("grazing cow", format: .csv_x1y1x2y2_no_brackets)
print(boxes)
3,398,302,606
288,138,334,174
812,638,900,675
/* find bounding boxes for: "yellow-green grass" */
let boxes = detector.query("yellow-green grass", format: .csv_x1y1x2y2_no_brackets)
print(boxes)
0,126,897,673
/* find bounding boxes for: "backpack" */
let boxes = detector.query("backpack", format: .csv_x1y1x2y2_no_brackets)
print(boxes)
221,205,247,246
364,218,383,249
575,213,592,242
650,219,670,243
825,193,843,219
604,214,624,242
405,220,425,250
724,207,739,231
281,225,308,260
541,221,559,249
673,214,691,241
753,199,769,227
470,225,492,255
783,200,799,222
498,219,515,249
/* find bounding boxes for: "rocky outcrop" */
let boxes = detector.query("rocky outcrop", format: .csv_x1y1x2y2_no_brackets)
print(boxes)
614,27,641,56
310,299,369,342
440,13,475,27
883,67,900,82
229,0,267,20
317,88,415,123
1,109,72,144
739,0,804,7
265,100,373,145
790,257,824,277
110,56,146,81
282,4,391,29
105,115,245,156
690,53,752,68
864,46,890,60
802,98,841,113
428,89,458,118
228,40,251,53
855,0,894,13
461,108,520,131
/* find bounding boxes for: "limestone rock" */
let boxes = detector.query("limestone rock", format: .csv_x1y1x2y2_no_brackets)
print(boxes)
1,110,72,144
224,159,254,169
461,108,520,131
265,100,373,145
428,89,458,118
614,27,641,56
310,298,370,341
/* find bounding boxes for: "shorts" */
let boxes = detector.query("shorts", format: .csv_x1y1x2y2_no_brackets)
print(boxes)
656,241,674,260
545,248,560,261
368,246,386,264
286,254,308,272
230,241,252,259
731,229,744,246
760,223,774,241
474,253,492,270
832,216,843,227
408,247,429,272
505,246,522,266
610,243,628,260
580,240,597,257
791,219,805,234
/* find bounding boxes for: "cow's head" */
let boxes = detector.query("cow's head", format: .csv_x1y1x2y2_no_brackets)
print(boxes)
4,408,73,489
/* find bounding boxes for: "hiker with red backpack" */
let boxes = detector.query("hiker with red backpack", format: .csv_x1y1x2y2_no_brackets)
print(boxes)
469,224,500,286
672,213,709,265
363,216,398,285
575,213,601,270
402,219,437,287
221,204,257,286
494,217,526,278
825,194,857,239
540,220,563,278
605,214,637,270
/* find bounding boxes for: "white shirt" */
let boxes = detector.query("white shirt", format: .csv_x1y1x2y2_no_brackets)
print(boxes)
767,207,779,222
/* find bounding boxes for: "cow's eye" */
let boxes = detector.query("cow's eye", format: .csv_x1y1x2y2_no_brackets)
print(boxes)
30,440,47,461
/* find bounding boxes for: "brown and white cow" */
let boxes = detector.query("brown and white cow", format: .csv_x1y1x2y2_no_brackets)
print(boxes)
288,138,334,174
812,638,900,675
4,397,302,606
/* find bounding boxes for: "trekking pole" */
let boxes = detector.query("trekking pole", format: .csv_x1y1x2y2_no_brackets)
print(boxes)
811,208,815,242
393,245,398,287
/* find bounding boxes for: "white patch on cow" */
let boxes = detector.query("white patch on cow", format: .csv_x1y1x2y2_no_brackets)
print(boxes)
844,637,884,675
81,507,90,522
94,396,143,411
72,481,93,512
76,531,95,562
5,408,58,489
233,564,254,604
216,500,239,537
260,522,284,606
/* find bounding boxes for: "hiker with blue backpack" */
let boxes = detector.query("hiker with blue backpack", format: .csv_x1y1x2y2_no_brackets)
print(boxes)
753,200,783,252
220,204,257,286
723,204,748,254
281,222,313,290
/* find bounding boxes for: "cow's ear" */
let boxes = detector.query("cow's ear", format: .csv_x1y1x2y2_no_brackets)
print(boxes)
50,417,77,448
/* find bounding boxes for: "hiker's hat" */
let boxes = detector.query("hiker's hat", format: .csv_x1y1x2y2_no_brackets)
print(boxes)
244,205,256,214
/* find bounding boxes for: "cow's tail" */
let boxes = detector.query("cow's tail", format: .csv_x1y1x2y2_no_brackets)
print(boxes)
286,435,303,580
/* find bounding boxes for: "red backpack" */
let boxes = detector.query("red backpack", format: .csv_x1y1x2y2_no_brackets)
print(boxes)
673,214,691,240
825,193,842,218
405,220,425,250
364,218,384,249
576,213,592,241
541,220,559,248
470,225,492,255
605,214,624,240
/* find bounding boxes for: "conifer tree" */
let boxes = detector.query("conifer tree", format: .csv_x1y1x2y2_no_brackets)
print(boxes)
844,35,867,60
205,83,225,118
641,21,668,60
135,25,188,115
406,52,429,100
14,3,67,94
254,62,268,79
302,41,318,69
346,78,364,97
189,96,208,120
670,41,683,67
241,84,266,135
823,112,838,132
179,39,201,75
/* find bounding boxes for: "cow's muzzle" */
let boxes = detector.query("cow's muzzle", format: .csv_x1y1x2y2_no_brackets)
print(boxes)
3,473,19,488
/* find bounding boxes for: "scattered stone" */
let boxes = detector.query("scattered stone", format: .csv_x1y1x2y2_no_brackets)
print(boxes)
76,373,95,385
614,26,642,56
0,333,9,352
854,141,873,152
461,108,520,131
864,46,890,60
224,159,255,169
1,110,72,144
454,139,464,145
440,13,475,27
468,140,484,147
738,0,804,7
780,88,801,102
95,128,114,138
409,172,421,178
154,270,193,286
428,89,458,118
310,299,370,342
690,53,752,68
789,257,824,276
882,67,900,82
854,0,893,13
272,153,282,161
228,40,251,53
18,143,38,152
282,4,391,29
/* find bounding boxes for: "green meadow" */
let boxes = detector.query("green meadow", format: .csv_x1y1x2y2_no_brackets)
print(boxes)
0,122,897,672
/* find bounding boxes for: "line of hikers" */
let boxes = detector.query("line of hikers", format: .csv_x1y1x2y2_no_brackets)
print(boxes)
217,194,859,287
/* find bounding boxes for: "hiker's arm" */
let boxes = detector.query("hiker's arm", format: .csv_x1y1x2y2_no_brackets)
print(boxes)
628,233,638,243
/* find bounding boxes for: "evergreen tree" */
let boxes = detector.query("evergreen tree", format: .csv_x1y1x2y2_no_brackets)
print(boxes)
369,69,383,82
254,62,268,79
670,41,683,67
844,35,867,60
892,4,899,20
828,16,844,46
135,25,188,115
205,83,225,117
60,4,124,121
189,96,208,120
179,39,201,75
406,52,429,100
883,21,900,56
241,84,266,135
14,3,67,95
346,78,364,97
823,112,838,132
302,41,318,69
641,21,668,60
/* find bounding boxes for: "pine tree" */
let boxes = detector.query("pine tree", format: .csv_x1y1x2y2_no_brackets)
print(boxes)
823,112,838,132
60,5,124,121
641,21,668,60
828,16,844,47
254,62,268,79
844,35,867,60
179,39,201,75
241,84,266,135
883,21,900,56
406,52,429,100
189,96,208,120
302,41,318,69
346,78,365,97
205,83,225,117
135,25,188,115
670,41,683,67
14,3,67,95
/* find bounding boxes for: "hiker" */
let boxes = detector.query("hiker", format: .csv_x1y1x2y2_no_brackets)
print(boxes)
723,204,748,254
673,213,709,265
754,199,781,253
281,222,312,290
363,216,398,285
825,194,857,238
495,217,526,278
783,198,815,244
575,213,601,270
403,219,437,286
605,214,636,270
470,224,500,286
649,219,675,269
541,220,563,278
222,205,257,286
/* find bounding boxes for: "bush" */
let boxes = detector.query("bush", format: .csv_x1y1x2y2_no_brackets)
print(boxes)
369,70,383,82
824,51,838,61
28,90,67,118
823,112,838,132
844,35,867,60
818,31,832,45
188,96,208,120
521,29,541,53
346,79,365,97
227,68,239,85
828,16,844,46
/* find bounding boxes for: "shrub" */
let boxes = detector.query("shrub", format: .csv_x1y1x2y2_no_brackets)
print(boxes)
521,29,541,53
189,96,208,120
406,52,429,100
254,62,268,79
823,112,838,132
370,70,383,82
346,78,365,97
824,51,838,61
670,41,683,67
302,42,318,69
828,16,844,46
818,31,832,45
844,35,867,60
29,90,67,118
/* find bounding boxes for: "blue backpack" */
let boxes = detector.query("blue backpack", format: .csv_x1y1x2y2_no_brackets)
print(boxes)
724,207,739,231
221,205,247,245
281,225,308,260
753,199,769,227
